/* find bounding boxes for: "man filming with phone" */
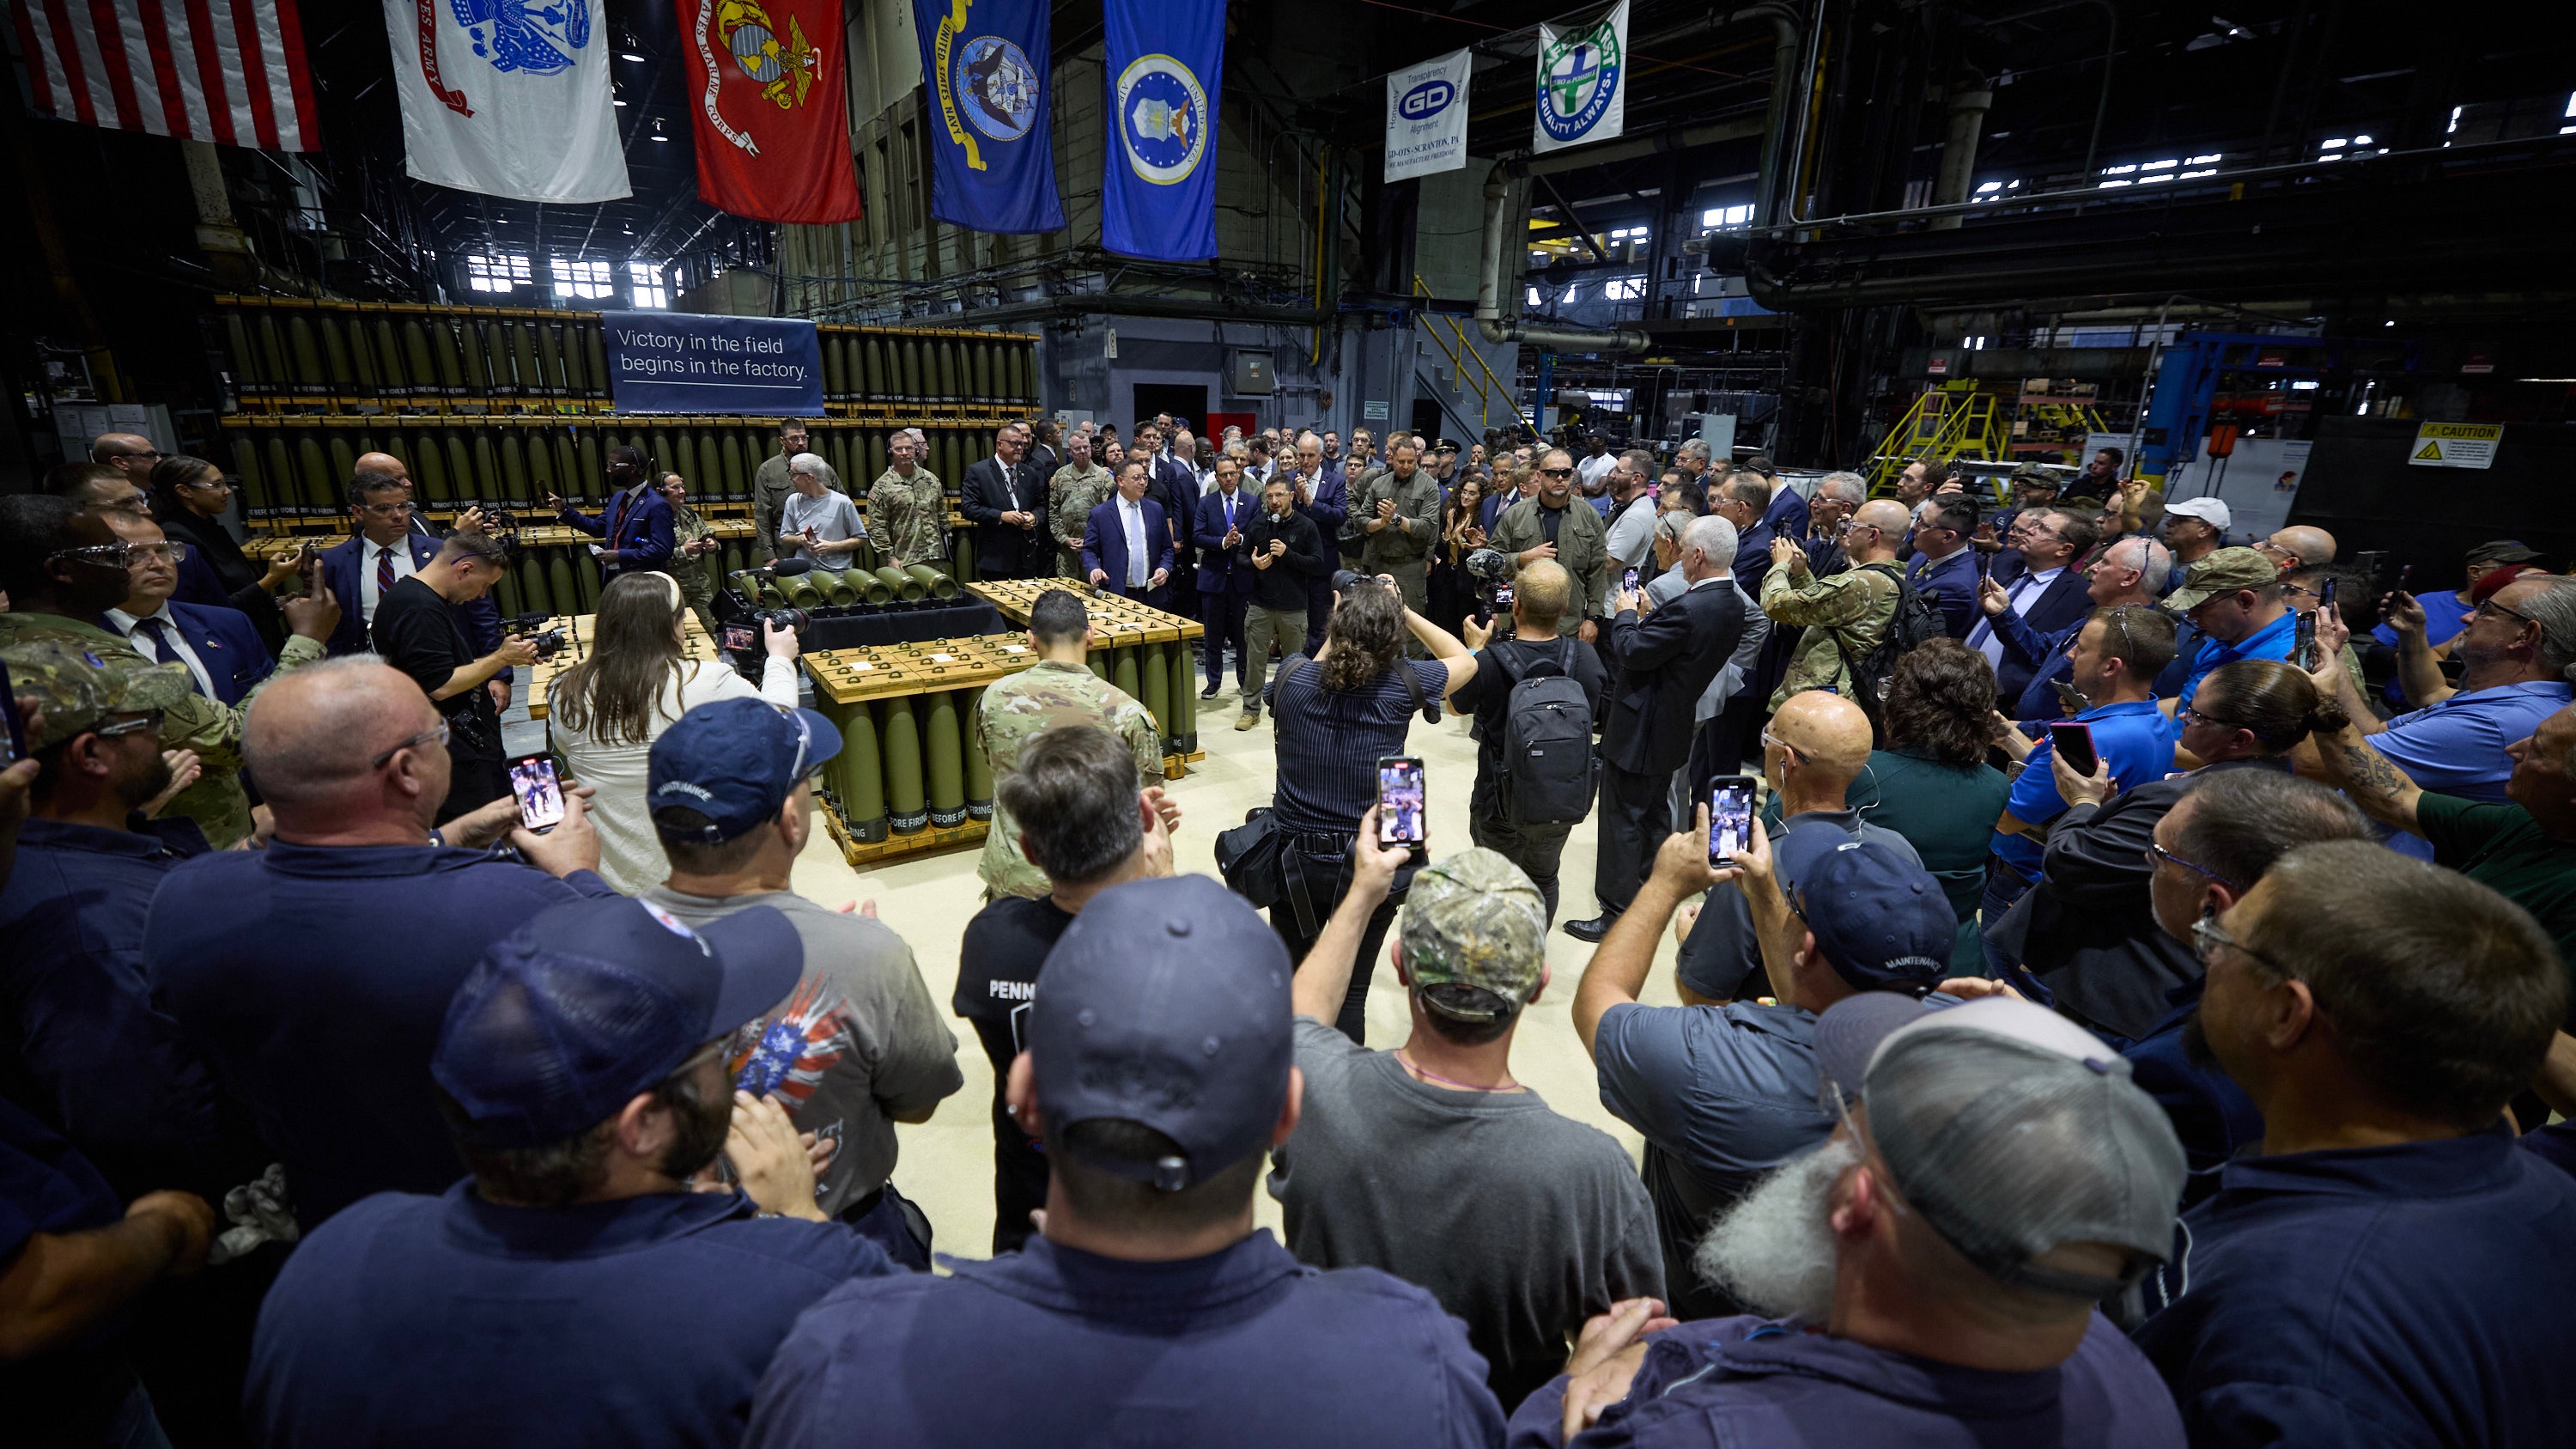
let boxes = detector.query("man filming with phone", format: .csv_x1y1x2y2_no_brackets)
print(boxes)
374,533,539,822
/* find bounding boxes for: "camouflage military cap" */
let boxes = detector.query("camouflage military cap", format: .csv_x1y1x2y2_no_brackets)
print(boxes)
1400,847,1546,1017
2164,546,2283,614
0,638,193,752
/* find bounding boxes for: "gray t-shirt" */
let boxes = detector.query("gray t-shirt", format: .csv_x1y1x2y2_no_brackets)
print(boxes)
1267,1017,1663,1409
781,489,865,572
640,886,963,1215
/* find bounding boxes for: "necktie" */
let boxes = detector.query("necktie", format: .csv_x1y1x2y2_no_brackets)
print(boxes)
130,618,205,697
1126,503,1147,587
376,543,397,597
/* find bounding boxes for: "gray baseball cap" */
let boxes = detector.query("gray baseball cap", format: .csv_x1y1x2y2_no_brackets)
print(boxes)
1860,996,2186,1300
1029,875,1292,1191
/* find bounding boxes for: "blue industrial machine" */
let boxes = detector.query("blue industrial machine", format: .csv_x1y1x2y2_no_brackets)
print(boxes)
2136,332,2380,482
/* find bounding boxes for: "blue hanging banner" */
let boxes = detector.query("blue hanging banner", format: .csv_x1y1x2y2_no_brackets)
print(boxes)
602,313,824,416
1100,0,1223,261
914,0,1066,234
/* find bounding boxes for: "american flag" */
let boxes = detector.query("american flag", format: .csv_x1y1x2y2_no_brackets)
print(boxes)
8,0,319,151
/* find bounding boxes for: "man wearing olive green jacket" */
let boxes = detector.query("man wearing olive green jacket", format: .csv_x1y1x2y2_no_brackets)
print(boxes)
1486,447,1612,640
0,495,337,847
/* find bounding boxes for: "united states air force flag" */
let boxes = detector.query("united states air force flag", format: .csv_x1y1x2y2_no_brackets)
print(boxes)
914,0,1066,234
1534,1,1626,155
1385,48,1470,182
1102,0,1223,260
381,0,630,202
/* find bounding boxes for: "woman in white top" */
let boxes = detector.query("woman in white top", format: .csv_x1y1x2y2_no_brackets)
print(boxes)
548,571,801,892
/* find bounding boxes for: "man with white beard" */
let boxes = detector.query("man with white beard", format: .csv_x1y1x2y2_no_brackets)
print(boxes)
1510,995,2189,1448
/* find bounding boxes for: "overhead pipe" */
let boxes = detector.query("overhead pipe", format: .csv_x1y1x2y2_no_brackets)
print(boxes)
1927,82,1995,230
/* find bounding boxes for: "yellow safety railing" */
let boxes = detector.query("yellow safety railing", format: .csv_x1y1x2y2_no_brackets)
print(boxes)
1413,275,1529,430
1867,384,2008,494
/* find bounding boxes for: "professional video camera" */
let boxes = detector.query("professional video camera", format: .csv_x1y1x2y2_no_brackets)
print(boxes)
1465,547,1516,638
453,499,519,537
500,612,569,661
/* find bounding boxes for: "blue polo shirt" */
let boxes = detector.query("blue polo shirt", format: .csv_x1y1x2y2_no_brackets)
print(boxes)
145,841,617,1227
2373,589,2473,707
248,1184,890,1449
0,814,220,1198
2371,679,2573,861
744,1232,1504,1449
1505,1312,2182,1449
1993,699,2180,875
2174,609,2296,712
2132,1123,2576,1449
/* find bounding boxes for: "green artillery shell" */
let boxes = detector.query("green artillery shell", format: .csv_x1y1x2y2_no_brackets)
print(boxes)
402,319,437,400
837,699,888,842
519,553,550,618
1139,639,1170,748
858,569,893,606
881,694,926,832
293,430,333,514
971,336,994,405
506,320,540,399
1167,635,1196,751
863,429,887,482
923,689,966,828
862,333,886,401
823,571,859,606
319,311,353,396
366,315,403,397
952,528,975,583
868,565,916,602
961,685,993,818
523,426,557,504
499,429,531,504
434,316,465,395
456,315,490,394
823,332,848,399
284,311,323,395
225,310,262,393
902,563,958,600
574,549,601,613
328,434,357,494
264,435,296,517
234,431,272,519
1113,644,1142,706
899,334,922,405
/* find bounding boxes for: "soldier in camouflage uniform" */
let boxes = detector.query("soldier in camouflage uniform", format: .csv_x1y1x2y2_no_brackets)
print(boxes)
659,472,725,640
0,504,335,848
1,634,201,777
973,589,1165,900
865,431,947,570
1342,439,1444,653
1046,432,1114,579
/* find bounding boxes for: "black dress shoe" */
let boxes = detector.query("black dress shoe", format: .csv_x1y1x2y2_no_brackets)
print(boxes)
1200,682,1224,699
1562,915,1616,943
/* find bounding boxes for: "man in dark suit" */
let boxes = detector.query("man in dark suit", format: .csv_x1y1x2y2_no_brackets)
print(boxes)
322,476,510,710
549,445,673,586
1905,495,1983,640
1081,461,1174,608
1566,514,1748,943
353,450,489,539
1192,456,1257,699
1139,423,1197,584
1965,507,2097,705
962,423,1050,579
1987,533,2171,722
1707,474,1775,601
101,515,277,705
1285,431,1346,654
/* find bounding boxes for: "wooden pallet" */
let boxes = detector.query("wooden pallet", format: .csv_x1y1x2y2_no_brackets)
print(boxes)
817,806,991,869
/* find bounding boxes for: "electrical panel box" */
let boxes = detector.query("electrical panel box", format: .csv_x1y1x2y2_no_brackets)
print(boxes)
1228,348,1275,396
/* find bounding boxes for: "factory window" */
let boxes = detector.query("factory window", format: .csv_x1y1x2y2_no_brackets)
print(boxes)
465,253,532,294
1560,283,1583,305
1527,285,1545,307
2181,152,2223,179
1971,179,2020,202
629,262,670,309
553,259,616,301
1701,204,1753,229
2563,92,2576,135
1604,276,1645,301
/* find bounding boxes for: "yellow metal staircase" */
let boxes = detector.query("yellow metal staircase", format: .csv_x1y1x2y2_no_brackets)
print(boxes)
1413,275,1530,431
1867,382,2009,493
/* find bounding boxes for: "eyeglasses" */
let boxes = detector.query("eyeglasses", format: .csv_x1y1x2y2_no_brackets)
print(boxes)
48,542,133,568
357,501,416,518
369,720,451,770
2147,839,2239,890
2173,699,2234,730
178,473,233,490
1759,727,1805,762
120,541,191,565
2472,598,2535,628
115,450,168,463
92,709,165,740
2190,912,2283,976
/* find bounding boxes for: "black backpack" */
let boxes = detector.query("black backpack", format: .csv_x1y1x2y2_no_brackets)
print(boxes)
1497,640,1599,827
1844,564,1947,728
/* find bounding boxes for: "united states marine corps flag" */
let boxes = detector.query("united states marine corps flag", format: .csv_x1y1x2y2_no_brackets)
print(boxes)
679,0,865,223
912,0,1066,234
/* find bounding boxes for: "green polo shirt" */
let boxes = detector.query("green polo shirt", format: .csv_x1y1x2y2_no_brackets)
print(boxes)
2416,792,2576,1026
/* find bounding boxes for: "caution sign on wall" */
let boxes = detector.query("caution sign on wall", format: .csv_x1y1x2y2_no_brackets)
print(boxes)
2409,422,2504,469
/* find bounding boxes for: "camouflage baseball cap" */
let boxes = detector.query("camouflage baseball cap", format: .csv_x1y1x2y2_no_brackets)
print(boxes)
1399,848,1546,1019
0,639,193,752
2163,546,2282,614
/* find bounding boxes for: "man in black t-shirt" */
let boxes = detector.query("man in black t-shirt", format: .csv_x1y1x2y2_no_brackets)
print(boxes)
370,533,534,822
1453,560,1605,927
951,724,1176,1253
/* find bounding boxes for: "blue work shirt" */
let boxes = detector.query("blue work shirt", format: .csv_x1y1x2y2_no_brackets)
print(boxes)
2371,679,2573,861
1593,1001,1831,1319
2173,609,2296,712
145,841,617,1227
1993,699,2180,875
0,814,221,1198
2373,588,2473,707
2116,977,2261,1210
1,1095,139,1446
1504,1313,2182,1449
248,1184,890,1449
2132,1123,2576,1449
744,1231,1506,1449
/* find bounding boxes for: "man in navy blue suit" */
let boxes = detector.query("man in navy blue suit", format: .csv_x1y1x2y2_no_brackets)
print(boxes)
1081,461,1174,608
1965,507,2098,706
1143,423,1200,583
1193,456,1256,699
1286,431,1346,654
1988,533,2172,723
549,445,674,585
321,475,511,711
1905,495,1984,640
100,514,276,705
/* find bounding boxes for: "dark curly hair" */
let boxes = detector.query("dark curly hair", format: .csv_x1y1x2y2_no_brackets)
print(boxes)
1881,637,1999,766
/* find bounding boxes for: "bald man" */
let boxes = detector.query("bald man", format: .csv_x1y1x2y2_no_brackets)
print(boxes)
1761,498,1913,706
145,658,610,1227
90,432,165,489
1674,690,1915,1002
2255,524,2336,571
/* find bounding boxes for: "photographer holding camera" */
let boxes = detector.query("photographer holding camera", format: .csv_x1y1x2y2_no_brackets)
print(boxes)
373,533,535,822
550,573,801,894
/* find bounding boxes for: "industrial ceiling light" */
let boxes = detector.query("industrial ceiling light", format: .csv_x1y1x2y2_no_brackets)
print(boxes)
621,51,645,62
651,119,669,142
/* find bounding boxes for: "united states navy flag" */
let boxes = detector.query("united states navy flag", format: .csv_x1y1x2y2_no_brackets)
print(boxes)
914,0,1065,234
1101,0,1223,260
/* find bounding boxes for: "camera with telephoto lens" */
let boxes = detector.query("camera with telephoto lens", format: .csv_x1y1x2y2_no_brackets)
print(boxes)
453,499,516,536
501,612,568,661
1465,547,1516,638
753,606,811,634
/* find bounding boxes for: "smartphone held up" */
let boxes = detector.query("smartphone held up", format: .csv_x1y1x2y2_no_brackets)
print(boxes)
508,753,568,834
1709,776,1756,867
1376,756,1427,859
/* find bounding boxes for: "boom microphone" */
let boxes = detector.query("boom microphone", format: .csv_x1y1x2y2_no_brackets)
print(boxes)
763,557,817,577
